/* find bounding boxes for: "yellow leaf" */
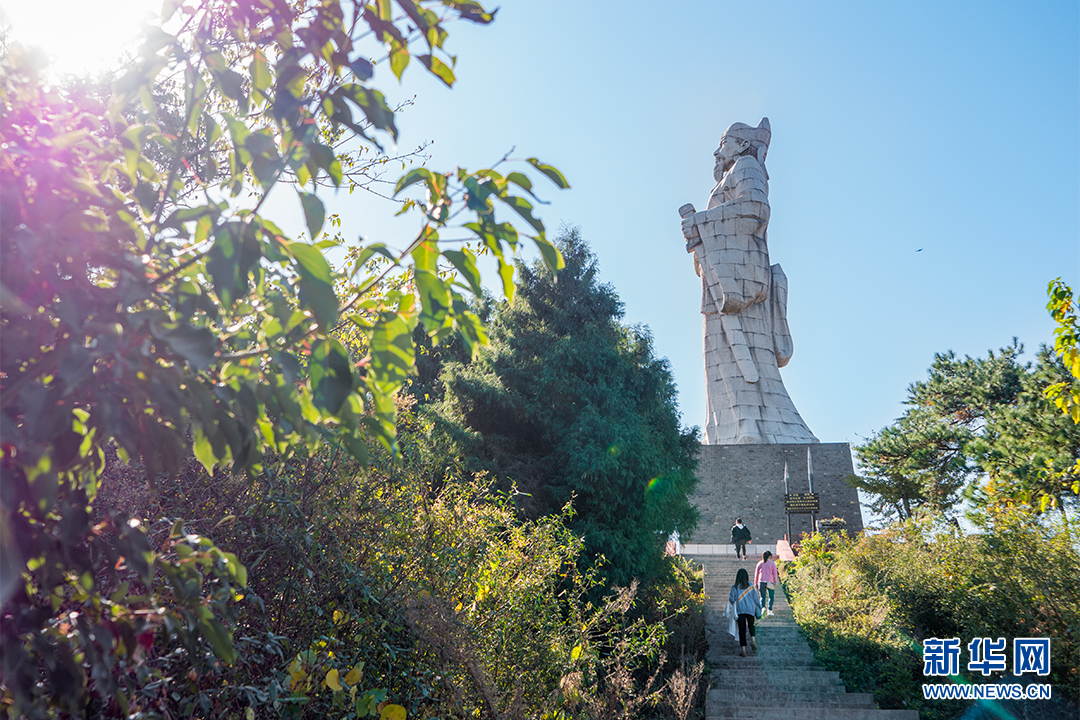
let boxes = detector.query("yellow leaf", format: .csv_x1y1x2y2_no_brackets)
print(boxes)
380,704,407,720
325,668,342,692
570,645,583,662
344,663,364,686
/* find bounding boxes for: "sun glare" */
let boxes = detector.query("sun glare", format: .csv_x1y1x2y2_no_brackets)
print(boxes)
1,0,160,78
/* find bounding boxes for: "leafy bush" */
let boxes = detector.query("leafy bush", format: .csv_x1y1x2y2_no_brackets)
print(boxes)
784,511,1079,719
91,392,699,719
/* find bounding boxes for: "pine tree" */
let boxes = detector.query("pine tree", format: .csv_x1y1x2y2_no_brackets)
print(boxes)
432,229,699,585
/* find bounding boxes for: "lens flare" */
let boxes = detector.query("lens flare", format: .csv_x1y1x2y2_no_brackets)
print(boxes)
2,0,159,78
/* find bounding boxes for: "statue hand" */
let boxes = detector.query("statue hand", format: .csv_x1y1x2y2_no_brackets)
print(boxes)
682,216,700,244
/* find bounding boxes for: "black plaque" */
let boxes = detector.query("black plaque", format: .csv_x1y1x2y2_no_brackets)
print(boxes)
785,492,819,513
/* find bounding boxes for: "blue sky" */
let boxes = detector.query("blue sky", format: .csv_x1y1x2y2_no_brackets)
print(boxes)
345,0,1080,452
8,1,1079,496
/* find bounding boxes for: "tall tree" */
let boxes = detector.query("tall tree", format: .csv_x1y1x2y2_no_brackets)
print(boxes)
977,348,1080,517
432,229,699,586
851,344,1023,520
1,1,567,715
853,340,1080,521
850,407,972,521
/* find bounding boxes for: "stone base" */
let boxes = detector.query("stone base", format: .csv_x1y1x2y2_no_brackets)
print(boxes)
686,443,863,545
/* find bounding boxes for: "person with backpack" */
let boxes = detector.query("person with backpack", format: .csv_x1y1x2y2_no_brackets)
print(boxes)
730,517,752,559
728,567,761,656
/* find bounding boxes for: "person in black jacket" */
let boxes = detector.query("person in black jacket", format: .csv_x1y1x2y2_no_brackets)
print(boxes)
730,518,752,559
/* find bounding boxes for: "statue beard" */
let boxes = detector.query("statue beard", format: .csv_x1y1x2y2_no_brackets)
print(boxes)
713,153,738,183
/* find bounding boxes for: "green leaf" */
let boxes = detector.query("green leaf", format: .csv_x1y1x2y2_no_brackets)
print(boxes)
340,84,398,140
164,324,218,370
414,268,451,330
394,167,436,196
307,143,341,186
310,339,353,414
351,243,398,273
411,239,438,273
133,182,158,216
369,311,416,387
497,258,515,302
289,243,339,329
199,617,237,664
526,157,570,189
416,54,455,86
288,242,334,285
505,171,533,195
390,44,410,80
298,191,326,239
206,223,261,305
496,194,543,234
216,69,246,102
193,426,219,475
349,57,373,81
442,249,482,295
250,50,271,94
445,0,496,24
531,233,564,272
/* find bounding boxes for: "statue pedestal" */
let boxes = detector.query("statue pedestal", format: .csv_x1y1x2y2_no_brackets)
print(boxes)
686,443,864,545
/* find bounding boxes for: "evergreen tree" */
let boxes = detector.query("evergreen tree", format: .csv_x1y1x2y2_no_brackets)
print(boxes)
852,341,1080,521
432,229,699,586
850,343,1024,520
976,347,1080,517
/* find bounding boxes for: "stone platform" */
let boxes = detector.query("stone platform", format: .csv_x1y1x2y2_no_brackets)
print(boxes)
687,443,863,545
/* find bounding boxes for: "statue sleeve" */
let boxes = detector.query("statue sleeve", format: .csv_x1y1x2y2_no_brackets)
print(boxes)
770,263,793,366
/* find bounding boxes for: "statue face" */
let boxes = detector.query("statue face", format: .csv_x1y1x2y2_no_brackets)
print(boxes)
713,136,748,179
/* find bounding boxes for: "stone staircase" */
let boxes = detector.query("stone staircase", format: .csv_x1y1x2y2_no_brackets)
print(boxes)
687,555,919,720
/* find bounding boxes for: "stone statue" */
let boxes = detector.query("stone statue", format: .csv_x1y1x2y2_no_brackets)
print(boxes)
680,118,818,445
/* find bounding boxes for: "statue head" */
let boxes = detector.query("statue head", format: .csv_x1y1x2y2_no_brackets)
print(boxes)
714,117,771,179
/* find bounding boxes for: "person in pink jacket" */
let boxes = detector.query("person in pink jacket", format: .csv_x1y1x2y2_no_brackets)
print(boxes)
754,551,779,615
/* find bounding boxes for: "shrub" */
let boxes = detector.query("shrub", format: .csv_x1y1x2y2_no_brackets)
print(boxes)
784,511,1080,719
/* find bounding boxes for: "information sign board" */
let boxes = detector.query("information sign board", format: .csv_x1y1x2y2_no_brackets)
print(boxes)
785,492,820,513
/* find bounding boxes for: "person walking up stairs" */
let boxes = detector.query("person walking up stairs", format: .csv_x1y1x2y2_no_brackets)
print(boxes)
692,554,918,720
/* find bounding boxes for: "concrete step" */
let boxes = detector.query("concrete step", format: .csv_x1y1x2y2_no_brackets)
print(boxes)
709,663,822,672
708,682,847,696
709,656,820,668
708,647,812,660
711,640,813,650
710,672,843,687
708,693,877,708
706,707,920,720
694,555,904,720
